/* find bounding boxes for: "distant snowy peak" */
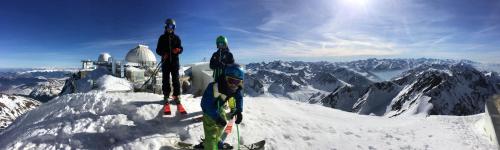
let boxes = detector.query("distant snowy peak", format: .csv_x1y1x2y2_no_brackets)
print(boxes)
0,68,76,79
339,58,477,72
375,63,499,116
0,94,40,130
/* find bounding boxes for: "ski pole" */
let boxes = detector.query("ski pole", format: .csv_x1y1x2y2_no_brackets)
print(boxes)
236,124,240,150
140,59,163,90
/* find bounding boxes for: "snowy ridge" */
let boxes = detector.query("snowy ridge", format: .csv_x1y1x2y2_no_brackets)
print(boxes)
0,94,41,131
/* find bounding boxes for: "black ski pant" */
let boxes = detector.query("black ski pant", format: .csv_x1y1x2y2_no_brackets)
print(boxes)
162,64,181,98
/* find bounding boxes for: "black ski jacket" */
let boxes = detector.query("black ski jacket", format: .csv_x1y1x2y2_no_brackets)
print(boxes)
156,32,183,68
209,48,234,70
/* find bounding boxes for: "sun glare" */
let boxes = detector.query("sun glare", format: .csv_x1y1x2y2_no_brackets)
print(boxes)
340,0,370,11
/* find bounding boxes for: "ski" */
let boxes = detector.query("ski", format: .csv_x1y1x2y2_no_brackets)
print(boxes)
175,140,265,150
240,140,266,150
163,102,171,115
177,103,187,115
221,117,235,142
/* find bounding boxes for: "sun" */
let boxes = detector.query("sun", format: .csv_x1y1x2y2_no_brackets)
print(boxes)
346,0,368,6
340,0,370,11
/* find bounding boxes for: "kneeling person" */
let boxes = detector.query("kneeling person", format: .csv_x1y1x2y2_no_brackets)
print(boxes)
200,64,244,150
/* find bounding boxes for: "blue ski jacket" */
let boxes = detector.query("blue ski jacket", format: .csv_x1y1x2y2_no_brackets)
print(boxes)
201,82,243,121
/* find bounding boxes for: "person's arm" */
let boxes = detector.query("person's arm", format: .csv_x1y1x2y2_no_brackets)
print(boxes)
233,89,244,124
171,34,183,55
209,52,220,70
235,89,243,113
200,83,221,120
176,35,183,54
225,51,235,65
155,35,164,56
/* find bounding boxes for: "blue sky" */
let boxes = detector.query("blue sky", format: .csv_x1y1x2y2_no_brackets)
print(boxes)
1,0,499,68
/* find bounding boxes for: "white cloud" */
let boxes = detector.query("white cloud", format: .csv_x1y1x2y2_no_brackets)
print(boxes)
217,0,498,63
81,38,156,49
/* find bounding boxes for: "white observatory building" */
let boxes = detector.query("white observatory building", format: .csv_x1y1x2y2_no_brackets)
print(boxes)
125,45,157,67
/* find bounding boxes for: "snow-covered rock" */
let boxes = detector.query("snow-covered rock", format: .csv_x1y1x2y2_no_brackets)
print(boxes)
0,94,41,131
60,68,113,94
353,81,402,116
96,75,133,92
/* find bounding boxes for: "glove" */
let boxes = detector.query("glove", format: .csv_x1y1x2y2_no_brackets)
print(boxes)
235,112,243,124
172,48,181,54
162,54,169,60
215,117,227,127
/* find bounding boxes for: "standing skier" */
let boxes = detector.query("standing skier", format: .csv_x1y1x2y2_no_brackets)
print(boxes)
155,18,184,106
199,64,244,150
210,36,235,82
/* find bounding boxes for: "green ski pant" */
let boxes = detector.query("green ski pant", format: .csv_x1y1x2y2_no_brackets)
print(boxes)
203,113,227,150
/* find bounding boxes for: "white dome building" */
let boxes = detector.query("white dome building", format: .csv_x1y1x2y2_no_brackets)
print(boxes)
125,45,157,67
98,53,111,62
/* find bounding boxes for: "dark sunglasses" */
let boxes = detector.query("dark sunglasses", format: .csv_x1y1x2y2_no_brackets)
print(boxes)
226,76,242,86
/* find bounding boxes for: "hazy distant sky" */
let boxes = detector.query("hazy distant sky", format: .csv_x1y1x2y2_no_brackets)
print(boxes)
1,0,499,68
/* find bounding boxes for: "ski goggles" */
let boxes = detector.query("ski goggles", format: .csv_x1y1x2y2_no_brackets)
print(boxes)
166,24,176,30
217,42,226,47
226,76,243,86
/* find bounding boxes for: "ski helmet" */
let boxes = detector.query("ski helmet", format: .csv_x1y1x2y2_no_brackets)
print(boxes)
216,36,228,48
224,64,244,80
165,18,176,30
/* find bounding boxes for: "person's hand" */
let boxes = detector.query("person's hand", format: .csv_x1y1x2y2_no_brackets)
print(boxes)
163,54,169,60
215,117,227,127
172,48,181,54
235,112,243,124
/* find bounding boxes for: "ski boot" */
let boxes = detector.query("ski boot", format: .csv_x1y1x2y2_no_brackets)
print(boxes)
171,95,181,105
218,141,233,149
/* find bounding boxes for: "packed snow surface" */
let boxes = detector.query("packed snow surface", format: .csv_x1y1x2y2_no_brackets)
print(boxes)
0,91,495,149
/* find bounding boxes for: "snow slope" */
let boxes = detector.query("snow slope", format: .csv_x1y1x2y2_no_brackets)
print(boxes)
0,91,496,149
